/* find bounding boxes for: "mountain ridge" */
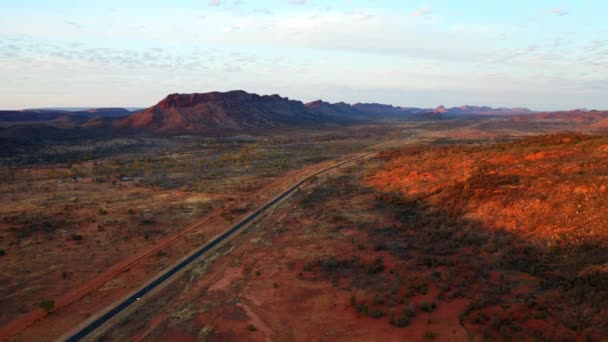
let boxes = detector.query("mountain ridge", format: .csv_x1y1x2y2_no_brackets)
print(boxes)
114,90,329,133
5,90,606,135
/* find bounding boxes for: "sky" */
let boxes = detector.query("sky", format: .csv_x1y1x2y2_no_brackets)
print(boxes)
0,0,606,110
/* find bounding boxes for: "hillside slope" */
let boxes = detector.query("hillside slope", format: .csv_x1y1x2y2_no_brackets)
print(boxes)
115,90,327,133
0,108,131,123
366,133,608,338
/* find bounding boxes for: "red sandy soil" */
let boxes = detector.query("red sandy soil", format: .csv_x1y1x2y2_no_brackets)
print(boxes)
366,133,608,248
6,133,607,341
97,159,476,341
365,133,608,340
96,133,608,341
1,156,351,341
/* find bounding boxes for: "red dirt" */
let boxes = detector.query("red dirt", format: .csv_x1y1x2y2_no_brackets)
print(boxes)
366,133,608,248
2,154,360,341
364,133,608,339
95,157,476,341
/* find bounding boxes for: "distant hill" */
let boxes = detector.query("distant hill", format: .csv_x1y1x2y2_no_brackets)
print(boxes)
432,105,533,116
352,103,421,116
592,117,608,130
115,89,450,134
305,101,534,119
511,110,608,124
115,90,336,133
351,103,442,119
4,91,606,136
78,108,134,118
304,100,365,118
305,100,439,119
0,108,132,123
23,107,143,112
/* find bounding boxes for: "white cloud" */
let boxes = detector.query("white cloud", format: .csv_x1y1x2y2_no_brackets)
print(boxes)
223,25,240,33
0,2,605,110
351,11,374,21
412,7,432,18
550,8,568,16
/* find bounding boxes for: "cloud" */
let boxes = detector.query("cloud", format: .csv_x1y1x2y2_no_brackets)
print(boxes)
253,8,274,16
412,7,432,17
352,11,374,21
586,39,608,52
1,2,605,110
64,20,82,28
223,25,240,33
550,8,568,16
223,64,242,72
553,37,567,48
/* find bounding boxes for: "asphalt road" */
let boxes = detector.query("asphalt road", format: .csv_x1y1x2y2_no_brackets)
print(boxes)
62,149,381,341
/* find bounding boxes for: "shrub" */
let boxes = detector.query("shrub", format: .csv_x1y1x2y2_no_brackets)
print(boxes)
420,300,436,313
374,295,385,305
373,242,388,251
39,299,54,312
534,311,549,320
390,315,410,328
320,257,351,271
247,324,257,331
367,257,385,274
424,331,436,340
403,304,416,318
70,233,84,241
0,249,5,256
356,303,369,315
370,310,386,318
407,283,429,296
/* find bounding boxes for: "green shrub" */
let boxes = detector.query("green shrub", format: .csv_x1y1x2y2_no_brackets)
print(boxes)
390,315,410,328
367,257,384,274
370,310,386,318
373,242,388,251
403,304,416,317
407,283,428,296
39,299,54,312
70,233,84,241
424,331,436,340
420,300,436,312
534,311,549,320
356,303,369,315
